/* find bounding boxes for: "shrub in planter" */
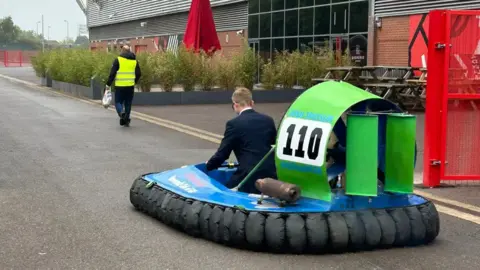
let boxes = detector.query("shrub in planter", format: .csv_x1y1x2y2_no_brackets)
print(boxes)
313,42,354,79
92,50,118,85
233,40,260,90
62,49,95,87
273,50,298,89
176,45,201,92
45,49,69,82
136,51,155,92
198,51,217,91
31,50,49,78
154,51,178,92
296,49,327,89
260,59,277,90
340,48,354,66
215,53,238,91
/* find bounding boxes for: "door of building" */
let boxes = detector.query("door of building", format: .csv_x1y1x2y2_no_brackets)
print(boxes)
135,45,148,54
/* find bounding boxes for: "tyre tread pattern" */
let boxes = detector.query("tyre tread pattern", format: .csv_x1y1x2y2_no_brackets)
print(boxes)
130,178,440,254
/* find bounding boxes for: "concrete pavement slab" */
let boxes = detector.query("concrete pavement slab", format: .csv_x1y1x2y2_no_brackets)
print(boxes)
0,66,40,85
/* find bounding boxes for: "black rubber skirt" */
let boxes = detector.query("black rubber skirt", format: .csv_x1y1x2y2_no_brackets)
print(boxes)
130,177,440,254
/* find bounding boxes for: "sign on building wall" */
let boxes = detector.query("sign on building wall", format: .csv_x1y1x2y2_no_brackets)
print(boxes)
409,12,480,78
408,14,429,70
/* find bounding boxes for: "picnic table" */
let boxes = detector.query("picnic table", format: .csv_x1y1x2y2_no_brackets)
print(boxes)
363,66,427,81
312,66,378,83
311,65,429,110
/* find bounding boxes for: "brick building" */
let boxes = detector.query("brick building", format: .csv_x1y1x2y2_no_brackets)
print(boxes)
87,0,248,56
371,0,480,67
87,0,480,66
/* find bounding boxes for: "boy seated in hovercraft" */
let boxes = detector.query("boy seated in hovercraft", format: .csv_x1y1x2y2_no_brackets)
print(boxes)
203,87,348,198
204,87,278,195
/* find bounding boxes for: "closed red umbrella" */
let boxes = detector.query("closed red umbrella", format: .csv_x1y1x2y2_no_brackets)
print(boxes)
183,0,221,53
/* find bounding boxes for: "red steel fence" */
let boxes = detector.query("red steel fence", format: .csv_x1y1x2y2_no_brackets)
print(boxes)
0,50,38,67
424,9,480,187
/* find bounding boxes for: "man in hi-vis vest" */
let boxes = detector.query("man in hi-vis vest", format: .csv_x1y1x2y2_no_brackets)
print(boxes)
106,45,141,127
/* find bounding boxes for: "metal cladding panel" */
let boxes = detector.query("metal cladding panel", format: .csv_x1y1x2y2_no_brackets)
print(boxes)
375,0,480,17
87,0,246,27
89,2,247,40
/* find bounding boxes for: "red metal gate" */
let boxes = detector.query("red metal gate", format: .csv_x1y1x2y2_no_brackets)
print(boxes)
424,10,480,187
0,50,24,67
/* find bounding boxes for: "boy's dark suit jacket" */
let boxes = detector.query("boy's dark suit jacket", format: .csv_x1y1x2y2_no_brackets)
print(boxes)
206,109,278,194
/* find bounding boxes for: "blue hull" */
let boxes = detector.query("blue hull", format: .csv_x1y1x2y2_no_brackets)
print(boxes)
142,163,427,213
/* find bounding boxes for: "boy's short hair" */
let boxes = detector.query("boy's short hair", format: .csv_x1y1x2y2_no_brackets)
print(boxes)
232,87,253,106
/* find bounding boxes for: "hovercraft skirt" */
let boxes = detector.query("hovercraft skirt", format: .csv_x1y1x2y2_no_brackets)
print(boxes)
130,177,440,254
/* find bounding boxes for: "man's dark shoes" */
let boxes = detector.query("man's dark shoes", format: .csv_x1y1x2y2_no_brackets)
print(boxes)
119,113,126,126
124,118,130,127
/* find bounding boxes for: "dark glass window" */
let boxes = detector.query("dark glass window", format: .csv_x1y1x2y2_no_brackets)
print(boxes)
313,36,329,51
299,0,314,7
248,15,259,38
285,10,298,36
260,13,272,38
332,0,347,3
249,0,260,14
260,0,272,12
249,42,258,52
314,6,330,35
272,11,285,37
272,0,284,11
299,8,314,35
260,39,272,60
285,38,298,52
286,0,298,9
349,34,368,66
315,0,330,5
331,4,348,34
350,0,369,33
299,36,314,52
272,38,284,55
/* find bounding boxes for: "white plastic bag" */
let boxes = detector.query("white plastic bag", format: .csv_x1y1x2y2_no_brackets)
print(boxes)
102,89,112,108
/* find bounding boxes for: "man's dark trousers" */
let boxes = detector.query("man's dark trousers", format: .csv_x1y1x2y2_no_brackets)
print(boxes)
114,86,134,120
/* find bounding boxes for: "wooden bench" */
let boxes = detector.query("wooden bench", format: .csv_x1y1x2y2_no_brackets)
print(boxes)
312,77,337,83
405,79,426,84
362,83,410,103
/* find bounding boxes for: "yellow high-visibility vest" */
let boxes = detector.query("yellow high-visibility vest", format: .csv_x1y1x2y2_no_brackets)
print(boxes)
115,56,137,87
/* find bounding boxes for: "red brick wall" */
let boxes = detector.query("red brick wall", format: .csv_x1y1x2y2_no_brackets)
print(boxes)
89,30,246,57
373,16,410,66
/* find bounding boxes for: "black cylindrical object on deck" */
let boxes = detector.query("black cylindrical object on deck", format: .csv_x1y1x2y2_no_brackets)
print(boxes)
255,178,301,203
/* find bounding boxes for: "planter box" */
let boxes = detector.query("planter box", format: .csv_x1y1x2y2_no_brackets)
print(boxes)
40,76,52,87
52,80,91,98
44,78,305,105
131,89,306,106
50,79,103,100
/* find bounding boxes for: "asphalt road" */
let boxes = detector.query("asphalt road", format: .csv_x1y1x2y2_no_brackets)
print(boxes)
1,77,480,270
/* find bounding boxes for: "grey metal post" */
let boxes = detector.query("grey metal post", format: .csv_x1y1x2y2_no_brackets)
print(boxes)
64,20,69,42
41,15,45,52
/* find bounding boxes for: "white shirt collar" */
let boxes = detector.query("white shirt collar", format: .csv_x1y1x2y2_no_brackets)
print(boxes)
239,107,252,115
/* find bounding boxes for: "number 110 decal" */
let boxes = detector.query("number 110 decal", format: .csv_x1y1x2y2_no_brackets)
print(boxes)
276,117,332,167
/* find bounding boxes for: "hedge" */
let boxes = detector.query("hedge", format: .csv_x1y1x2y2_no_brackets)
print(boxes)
31,40,353,92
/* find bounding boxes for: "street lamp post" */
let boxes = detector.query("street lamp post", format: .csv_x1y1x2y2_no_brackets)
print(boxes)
41,15,45,52
48,26,51,40
64,20,69,43
36,21,40,35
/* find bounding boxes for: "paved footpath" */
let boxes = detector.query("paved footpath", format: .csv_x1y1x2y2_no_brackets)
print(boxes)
1,69,480,269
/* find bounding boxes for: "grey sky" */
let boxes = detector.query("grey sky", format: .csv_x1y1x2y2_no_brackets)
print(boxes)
0,0,86,41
